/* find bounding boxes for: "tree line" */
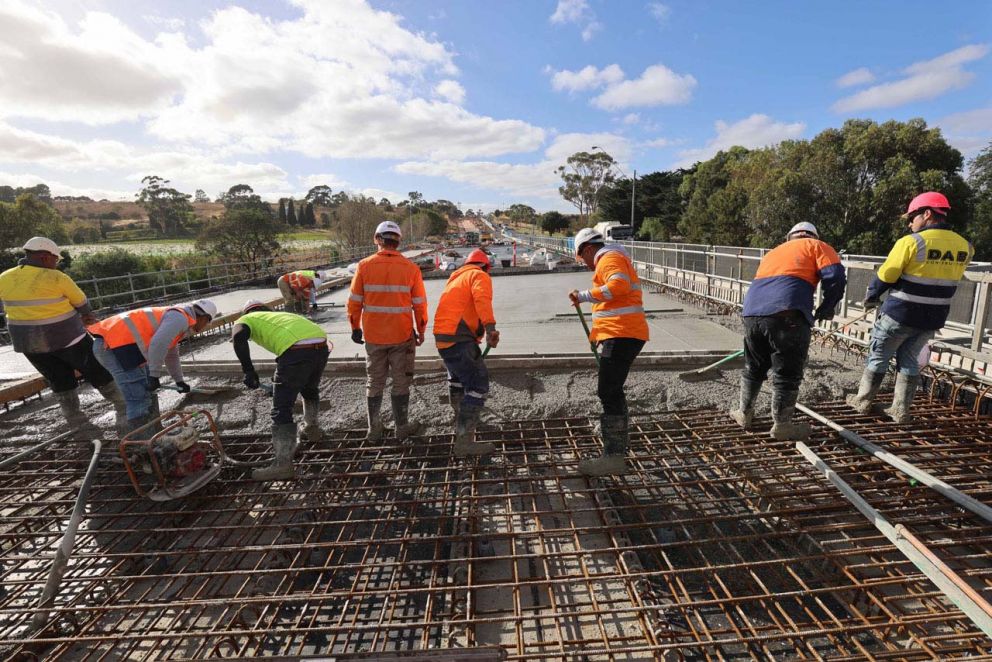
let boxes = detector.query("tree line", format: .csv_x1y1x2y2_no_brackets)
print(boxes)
586,118,991,260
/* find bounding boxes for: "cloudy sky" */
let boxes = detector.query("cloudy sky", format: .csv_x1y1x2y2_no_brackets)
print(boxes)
1,0,990,211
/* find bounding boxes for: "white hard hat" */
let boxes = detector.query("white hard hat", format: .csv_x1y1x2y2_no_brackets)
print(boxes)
22,236,60,256
574,228,605,255
242,299,266,313
375,220,402,238
191,299,217,320
786,222,819,239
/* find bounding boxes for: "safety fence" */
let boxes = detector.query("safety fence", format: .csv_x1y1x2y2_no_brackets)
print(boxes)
0,245,375,345
512,233,992,358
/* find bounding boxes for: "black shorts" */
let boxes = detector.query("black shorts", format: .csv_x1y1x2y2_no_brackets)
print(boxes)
24,335,114,393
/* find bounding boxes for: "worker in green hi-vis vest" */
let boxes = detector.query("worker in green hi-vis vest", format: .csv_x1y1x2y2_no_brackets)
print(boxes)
231,300,329,481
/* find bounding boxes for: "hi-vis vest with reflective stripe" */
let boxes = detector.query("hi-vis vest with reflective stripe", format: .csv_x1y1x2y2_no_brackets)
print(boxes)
239,311,326,356
0,264,91,353
874,227,973,330
88,306,195,357
347,250,428,345
284,270,316,292
587,247,649,343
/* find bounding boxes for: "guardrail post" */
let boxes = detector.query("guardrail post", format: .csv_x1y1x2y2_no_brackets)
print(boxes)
127,274,136,304
972,281,991,352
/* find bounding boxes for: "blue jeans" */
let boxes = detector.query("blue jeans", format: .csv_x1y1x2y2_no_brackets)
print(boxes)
92,337,153,421
866,313,935,376
439,341,489,407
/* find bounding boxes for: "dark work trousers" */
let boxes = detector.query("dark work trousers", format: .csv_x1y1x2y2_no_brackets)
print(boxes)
25,335,114,393
271,344,329,425
597,338,646,415
439,341,489,407
742,312,811,391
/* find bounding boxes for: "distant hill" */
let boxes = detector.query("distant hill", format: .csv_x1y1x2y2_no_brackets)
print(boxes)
52,200,229,223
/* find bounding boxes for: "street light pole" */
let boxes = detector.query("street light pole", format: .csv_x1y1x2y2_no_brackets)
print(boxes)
630,169,636,229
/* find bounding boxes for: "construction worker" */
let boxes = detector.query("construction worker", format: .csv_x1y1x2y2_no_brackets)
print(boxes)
348,221,428,441
232,300,329,480
0,236,126,432
433,249,499,457
89,299,217,434
568,228,649,476
277,269,323,314
847,192,972,423
730,222,846,439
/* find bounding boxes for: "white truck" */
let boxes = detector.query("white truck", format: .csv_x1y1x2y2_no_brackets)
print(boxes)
593,221,633,241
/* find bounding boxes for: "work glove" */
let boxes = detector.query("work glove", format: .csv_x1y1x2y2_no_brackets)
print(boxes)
243,370,260,390
175,381,191,394
311,303,319,312
813,305,835,322
146,375,161,392
351,328,364,344
863,298,880,310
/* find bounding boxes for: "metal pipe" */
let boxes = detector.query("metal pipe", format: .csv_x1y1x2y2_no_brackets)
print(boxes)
30,438,102,631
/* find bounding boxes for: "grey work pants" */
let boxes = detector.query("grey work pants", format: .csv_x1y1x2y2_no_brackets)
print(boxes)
365,339,416,397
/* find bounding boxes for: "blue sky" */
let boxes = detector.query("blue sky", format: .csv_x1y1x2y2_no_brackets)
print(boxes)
1,0,990,212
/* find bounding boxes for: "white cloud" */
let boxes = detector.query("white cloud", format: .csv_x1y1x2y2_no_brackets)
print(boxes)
592,64,696,110
835,67,875,88
0,1,184,123
394,133,632,200
580,22,602,42
0,170,133,200
551,0,590,23
643,137,681,148
648,3,671,24
299,173,349,191
674,114,805,167
434,79,466,104
549,0,600,42
937,106,992,158
550,64,625,92
833,44,989,112
622,113,641,125
0,1,544,164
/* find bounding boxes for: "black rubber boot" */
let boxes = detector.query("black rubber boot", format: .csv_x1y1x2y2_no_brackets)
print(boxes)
884,373,920,424
392,393,423,441
846,370,886,414
366,396,384,440
729,378,762,429
770,389,810,441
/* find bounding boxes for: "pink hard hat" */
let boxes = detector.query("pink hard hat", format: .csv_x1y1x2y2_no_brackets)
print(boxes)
904,191,950,218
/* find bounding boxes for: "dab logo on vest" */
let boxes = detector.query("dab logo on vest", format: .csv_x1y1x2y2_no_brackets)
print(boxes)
926,249,969,263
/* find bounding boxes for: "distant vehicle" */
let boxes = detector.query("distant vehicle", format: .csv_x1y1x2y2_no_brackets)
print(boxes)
480,231,493,243
465,231,480,245
593,221,633,241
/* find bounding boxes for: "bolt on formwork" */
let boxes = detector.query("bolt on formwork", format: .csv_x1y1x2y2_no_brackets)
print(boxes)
1,400,992,660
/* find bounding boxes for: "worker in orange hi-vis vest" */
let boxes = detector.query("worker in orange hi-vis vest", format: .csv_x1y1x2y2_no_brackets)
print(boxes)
433,248,499,458
88,300,217,436
347,221,428,442
568,228,649,477
277,269,324,314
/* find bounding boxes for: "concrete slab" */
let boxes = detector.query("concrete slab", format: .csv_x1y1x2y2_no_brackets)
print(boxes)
184,271,741,362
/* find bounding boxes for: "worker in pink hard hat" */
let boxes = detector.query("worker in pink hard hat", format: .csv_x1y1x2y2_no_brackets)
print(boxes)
847,192,973,424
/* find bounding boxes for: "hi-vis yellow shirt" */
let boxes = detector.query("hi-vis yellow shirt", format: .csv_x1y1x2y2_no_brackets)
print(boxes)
867,226,973,330
0,264,92,353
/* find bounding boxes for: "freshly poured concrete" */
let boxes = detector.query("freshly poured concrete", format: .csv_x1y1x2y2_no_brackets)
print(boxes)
185,271,742,361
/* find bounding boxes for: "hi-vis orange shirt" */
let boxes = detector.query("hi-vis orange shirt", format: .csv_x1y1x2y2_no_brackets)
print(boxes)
574,245,649,343
743,237,845,325
88,306,195,353
281,270,317,296
433,264,495,349
347,249,427,345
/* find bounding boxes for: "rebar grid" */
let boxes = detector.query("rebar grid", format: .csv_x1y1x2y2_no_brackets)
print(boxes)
2,401,991,660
